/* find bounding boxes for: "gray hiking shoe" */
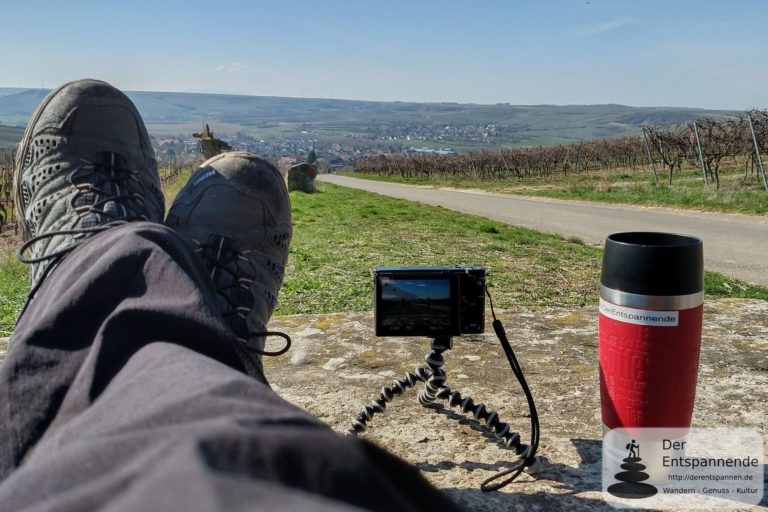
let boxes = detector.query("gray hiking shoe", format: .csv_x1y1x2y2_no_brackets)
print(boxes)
15,79,165,297
165,152,292,355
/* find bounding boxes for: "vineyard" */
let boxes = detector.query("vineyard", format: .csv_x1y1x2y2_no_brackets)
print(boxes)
0,152,16,235
354,110,768,193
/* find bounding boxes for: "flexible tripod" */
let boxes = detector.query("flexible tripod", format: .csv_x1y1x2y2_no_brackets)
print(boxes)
348,337,527,455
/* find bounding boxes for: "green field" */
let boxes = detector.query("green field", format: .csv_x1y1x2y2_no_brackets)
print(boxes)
280,184,604,314
279,184,768,315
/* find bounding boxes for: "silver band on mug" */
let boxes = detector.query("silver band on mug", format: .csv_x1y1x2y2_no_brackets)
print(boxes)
600,284,704,310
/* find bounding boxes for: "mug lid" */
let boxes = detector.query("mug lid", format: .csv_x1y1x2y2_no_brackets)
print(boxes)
601,232,703,296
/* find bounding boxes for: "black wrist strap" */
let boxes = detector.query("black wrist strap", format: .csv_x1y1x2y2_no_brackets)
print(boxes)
481,289,540,492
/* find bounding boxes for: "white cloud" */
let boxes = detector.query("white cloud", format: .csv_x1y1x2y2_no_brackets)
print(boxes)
576,18,632,38
213,62,249,74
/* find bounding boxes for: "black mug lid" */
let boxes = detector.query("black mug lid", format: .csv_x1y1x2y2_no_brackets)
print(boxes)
601,232,703,296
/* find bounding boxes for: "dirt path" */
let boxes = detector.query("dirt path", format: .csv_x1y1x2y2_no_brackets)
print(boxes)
320,175,768,287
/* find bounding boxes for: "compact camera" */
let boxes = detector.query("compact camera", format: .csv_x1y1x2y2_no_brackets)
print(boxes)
373,266,486,337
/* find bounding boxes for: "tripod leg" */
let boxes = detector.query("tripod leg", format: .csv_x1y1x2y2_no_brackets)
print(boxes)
417,347,447,405
435,384,525,454
348,367,430,435
416,346,526,454
417,365,445,405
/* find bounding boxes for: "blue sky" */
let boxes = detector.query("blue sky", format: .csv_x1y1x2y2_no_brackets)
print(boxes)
1,1,766,109
382,279,450,301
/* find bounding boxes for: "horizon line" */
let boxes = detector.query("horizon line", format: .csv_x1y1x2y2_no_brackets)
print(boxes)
0,85,753,112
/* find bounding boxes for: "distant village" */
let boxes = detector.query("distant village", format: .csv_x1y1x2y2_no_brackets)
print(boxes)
150,122,514,170
153,134,379,172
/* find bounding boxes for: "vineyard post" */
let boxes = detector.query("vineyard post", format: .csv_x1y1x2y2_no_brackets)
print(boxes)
0,157,4,232
692,121,709,185
685,125,697,161
394,157,404,178
497,145,510,179
481,148,494,180
404,153,411,178
575,140,582,174
642,128,659,186
658,132,674,185
11,149,17,233
747,112,768,192
469,154,478,179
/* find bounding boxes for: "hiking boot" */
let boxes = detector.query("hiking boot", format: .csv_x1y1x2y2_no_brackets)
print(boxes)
165,152,292,355
14,79,165,297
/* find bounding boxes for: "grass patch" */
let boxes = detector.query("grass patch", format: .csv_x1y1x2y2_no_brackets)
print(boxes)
0,255,27,336
279,183,602,314
161,169,193,210
276,183,768,315
704,272,768,300
524,181,768,215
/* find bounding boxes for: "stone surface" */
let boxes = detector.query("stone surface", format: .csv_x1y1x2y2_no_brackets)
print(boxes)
263,300,768,511
1,299,766,511
287,162,317,193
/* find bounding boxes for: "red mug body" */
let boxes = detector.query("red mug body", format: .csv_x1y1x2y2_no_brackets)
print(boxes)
598,232,704,431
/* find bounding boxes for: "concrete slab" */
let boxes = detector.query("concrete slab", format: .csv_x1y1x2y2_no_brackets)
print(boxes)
265,300,767,511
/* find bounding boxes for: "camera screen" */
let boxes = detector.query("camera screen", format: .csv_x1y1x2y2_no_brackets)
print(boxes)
375,275,460,337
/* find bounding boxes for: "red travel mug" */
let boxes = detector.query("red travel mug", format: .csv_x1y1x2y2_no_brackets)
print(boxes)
599,232,703,431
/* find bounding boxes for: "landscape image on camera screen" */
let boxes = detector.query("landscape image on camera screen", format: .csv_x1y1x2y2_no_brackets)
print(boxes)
380,278,452,333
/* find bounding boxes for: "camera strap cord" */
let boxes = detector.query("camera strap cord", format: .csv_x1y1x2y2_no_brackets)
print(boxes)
480,286,541,492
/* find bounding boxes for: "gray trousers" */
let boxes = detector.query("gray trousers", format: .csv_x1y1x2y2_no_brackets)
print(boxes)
0,223,462,512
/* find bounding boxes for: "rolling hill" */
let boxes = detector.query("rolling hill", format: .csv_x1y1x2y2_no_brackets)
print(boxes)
0,125,24,150
0,87,741,152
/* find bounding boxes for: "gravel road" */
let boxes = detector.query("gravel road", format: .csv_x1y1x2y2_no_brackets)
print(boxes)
319,175,768,287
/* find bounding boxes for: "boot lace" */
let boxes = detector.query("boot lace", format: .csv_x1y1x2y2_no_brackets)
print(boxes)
194,234,290,356
18,152,150,265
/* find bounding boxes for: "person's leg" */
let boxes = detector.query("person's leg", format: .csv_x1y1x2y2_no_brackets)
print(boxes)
1,79,463,511
1,222,457,512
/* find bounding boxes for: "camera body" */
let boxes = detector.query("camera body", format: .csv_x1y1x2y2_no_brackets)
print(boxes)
373,266,486,337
